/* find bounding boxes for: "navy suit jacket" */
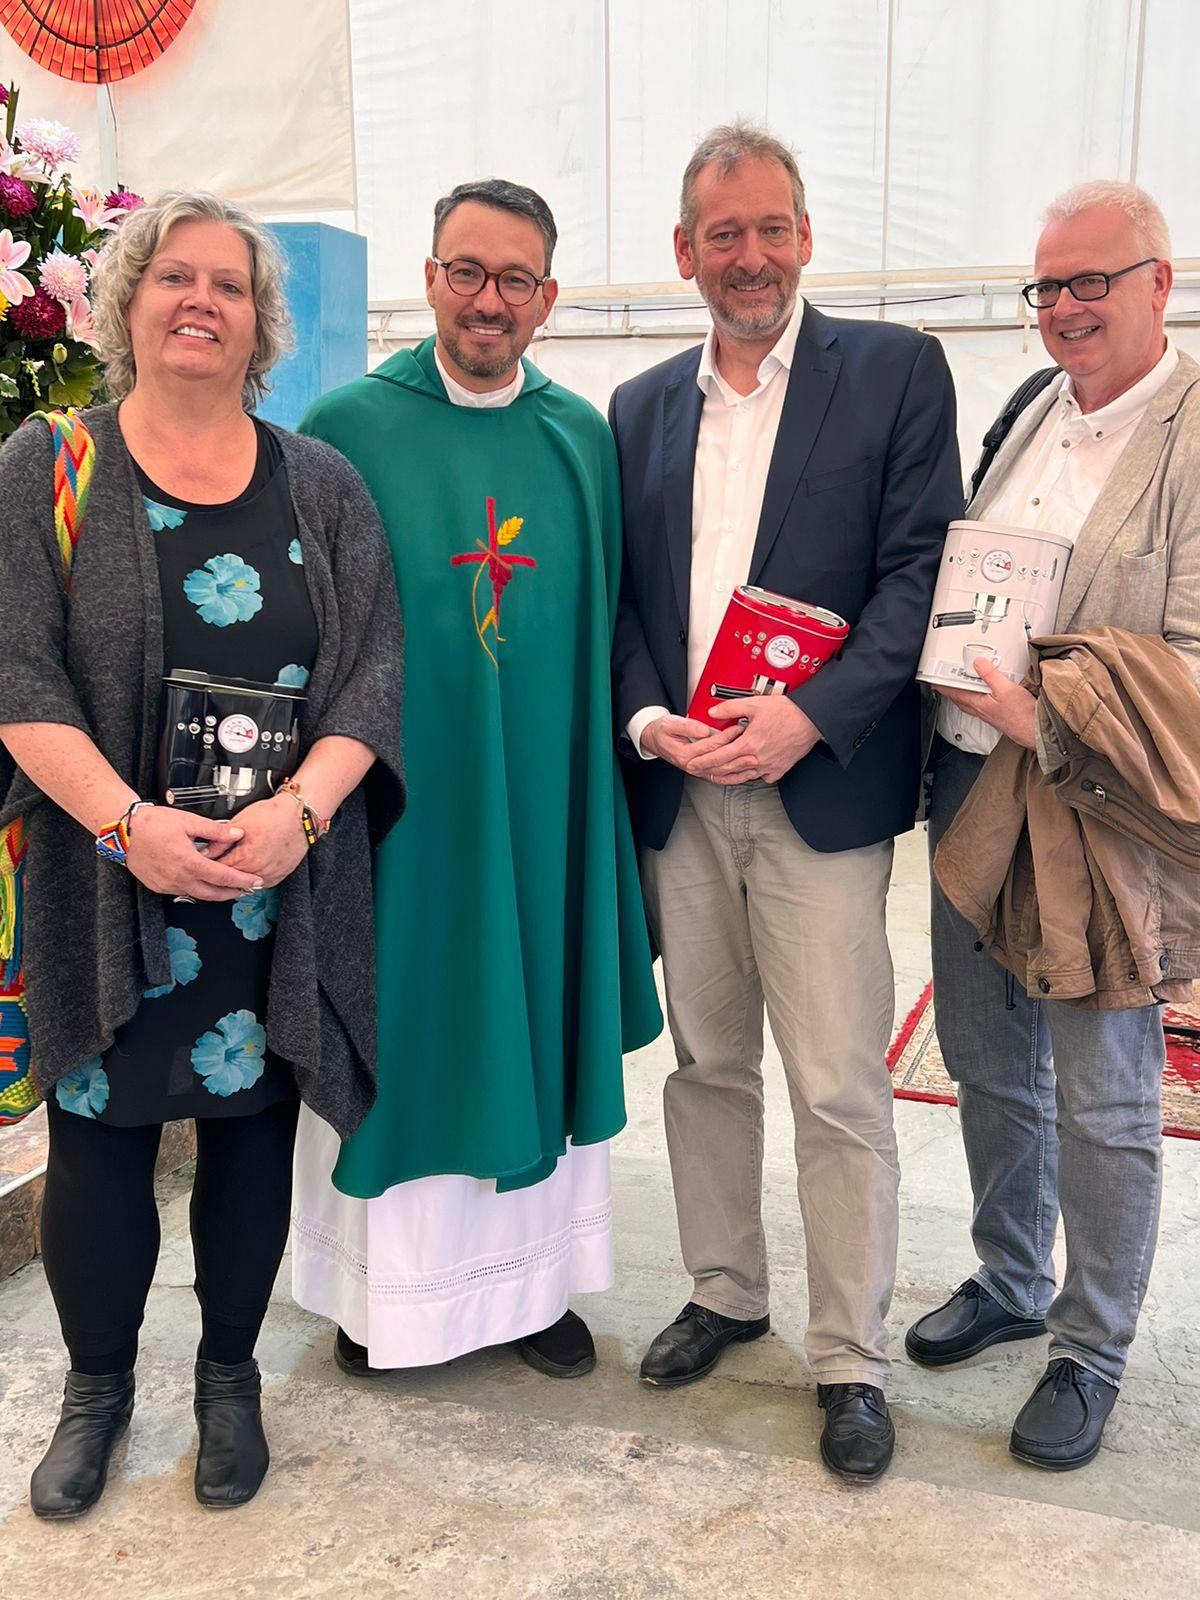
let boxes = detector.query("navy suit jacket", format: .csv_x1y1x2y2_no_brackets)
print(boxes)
610,304,963,853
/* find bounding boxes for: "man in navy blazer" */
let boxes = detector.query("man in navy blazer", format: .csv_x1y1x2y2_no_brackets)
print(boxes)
610,121,961,1481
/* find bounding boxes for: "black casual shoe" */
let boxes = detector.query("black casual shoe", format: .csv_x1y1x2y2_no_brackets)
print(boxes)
333,1327,394,1377
30,1370,135,1520
639,1302,770,1389
193,1357,269,1508
905,1280,1047,1367
817,1383,896,1482
517,1309,597,1379
1009,1358,1119,1471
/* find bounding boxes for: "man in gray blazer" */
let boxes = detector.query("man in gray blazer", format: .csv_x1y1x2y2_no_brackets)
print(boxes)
905,180,1200,1470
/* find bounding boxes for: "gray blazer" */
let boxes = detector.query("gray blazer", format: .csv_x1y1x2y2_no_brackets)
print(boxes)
0,405,405,1135
972,350,1200,679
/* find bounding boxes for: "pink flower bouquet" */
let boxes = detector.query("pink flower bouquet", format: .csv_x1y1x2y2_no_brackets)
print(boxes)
0,82,143,439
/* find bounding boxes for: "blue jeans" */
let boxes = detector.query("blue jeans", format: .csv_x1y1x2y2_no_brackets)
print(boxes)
928,737,1165,1386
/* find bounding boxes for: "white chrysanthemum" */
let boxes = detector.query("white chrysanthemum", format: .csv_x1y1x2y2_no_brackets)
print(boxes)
38,248,88,306
15,119,81,171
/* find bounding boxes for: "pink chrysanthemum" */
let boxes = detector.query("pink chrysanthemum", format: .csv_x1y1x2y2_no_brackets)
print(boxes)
0,174,36,219
11,287,66,340
38,248,88,305
16,119,81,171
0,86,8,108
105,188,144,214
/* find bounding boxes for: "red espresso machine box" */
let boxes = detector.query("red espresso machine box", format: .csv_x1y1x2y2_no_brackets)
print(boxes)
687,586,850,730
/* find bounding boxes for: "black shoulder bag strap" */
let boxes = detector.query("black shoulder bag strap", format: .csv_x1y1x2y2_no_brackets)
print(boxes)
969,366,1059,503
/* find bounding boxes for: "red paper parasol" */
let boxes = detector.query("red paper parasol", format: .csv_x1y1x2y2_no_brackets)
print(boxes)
0,1,196,84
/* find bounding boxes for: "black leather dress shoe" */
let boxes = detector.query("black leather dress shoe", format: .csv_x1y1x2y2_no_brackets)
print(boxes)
194,1357,269,1508
905,1279,1047,1367
817,1383,895,1481
1009,1358,1119,1471
517,1309,597,1378
30,1370,135,1519
333,1327,394,1376
639,1302,770,1388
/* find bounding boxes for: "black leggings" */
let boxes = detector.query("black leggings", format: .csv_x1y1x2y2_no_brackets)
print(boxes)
40,1097,299,1375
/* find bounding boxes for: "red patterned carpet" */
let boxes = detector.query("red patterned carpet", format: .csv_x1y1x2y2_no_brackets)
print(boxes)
888,982,1200,1140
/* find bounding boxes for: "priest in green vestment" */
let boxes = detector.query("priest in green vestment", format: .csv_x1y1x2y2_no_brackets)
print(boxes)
290,179,661,1378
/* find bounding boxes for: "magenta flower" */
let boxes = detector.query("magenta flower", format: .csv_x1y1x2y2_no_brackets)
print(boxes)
0,173,35,220
39,248,88,305
0,86,8,108
0,228,34,303
16,118,80,172
11,287,66,339
105,188,144,214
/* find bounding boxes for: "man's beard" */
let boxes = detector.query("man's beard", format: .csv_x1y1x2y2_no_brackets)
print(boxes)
699,265,798,340
440,314,520,380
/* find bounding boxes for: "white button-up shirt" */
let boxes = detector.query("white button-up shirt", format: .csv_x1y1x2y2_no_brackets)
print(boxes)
938,339,1179,756
628,297,806,756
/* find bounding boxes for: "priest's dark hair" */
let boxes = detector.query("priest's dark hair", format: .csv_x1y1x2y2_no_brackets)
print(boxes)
432,179,558,274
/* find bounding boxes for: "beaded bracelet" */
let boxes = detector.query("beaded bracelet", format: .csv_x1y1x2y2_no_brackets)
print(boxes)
277,778,330,848
94,799,156,866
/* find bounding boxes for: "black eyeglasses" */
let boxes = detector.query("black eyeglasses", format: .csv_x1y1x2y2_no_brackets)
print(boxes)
1020,257,1159,309
432,257,548,307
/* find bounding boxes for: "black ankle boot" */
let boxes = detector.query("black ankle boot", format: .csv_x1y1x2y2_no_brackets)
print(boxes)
193,1357,269,1508
30,1369,135,1519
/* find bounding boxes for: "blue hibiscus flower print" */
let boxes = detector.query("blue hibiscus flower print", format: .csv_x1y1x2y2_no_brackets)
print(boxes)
276,664,310,689
144,926,203,999
55,1058,110,1119
191,1009,268,1097
143,496,187,532
288,538,303,565
183,553,264,627
232,885,281,942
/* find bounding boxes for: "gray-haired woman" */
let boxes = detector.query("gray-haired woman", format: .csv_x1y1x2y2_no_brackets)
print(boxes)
0,192,404,1517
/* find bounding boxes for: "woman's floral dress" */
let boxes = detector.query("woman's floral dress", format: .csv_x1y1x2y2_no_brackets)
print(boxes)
55,423,317,1126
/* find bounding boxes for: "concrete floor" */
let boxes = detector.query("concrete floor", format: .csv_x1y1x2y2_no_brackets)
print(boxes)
2,826,1199,1598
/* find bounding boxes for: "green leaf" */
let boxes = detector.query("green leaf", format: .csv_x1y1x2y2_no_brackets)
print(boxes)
0,374,18,399
48,368,96,408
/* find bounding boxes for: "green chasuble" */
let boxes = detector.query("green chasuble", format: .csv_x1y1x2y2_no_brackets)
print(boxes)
299,339,662,1195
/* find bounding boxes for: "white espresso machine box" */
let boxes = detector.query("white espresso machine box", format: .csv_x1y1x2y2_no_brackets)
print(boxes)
916,520,1072,694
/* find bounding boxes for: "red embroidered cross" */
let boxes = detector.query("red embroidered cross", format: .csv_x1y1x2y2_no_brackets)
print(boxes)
451,496,537,666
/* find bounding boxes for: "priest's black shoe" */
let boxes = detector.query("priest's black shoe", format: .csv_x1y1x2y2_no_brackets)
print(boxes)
639,1302,770,1388
517,1309,596,1378
905,1279,1047,1367
30,1369,135,1519
334,1327,395,1376
817,1383,895,1482
194,1357,270,1508
1009,1358,1118,1471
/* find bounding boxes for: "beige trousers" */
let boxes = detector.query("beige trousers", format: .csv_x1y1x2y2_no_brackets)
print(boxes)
641,777,900,1386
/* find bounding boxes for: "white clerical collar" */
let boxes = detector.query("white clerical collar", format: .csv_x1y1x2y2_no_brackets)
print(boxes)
434,345,525,409
697,295,805,405
1056,338,1179,440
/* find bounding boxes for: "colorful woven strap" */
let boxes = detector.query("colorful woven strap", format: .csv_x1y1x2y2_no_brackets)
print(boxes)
0,816,26,975
0,412,94,1122
24,410,95,585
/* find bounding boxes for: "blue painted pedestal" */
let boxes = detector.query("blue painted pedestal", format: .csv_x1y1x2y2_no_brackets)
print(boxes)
259,224,367,430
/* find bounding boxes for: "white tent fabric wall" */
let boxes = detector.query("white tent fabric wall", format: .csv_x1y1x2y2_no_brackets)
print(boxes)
0,0,355,213
1,0,1195,449
349,0,1200,302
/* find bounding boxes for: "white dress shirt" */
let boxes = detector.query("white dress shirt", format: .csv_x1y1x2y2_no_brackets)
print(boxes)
938,339,1179,756
434,345,525,408
629,296,807,756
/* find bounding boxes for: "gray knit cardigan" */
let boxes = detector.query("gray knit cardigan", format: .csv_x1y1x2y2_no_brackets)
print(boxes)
0,404,405,1137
